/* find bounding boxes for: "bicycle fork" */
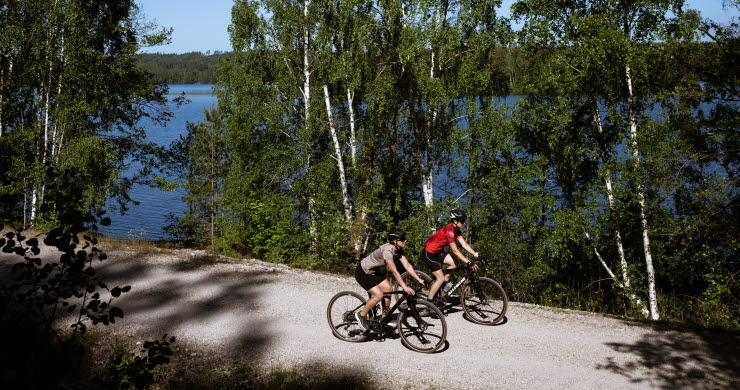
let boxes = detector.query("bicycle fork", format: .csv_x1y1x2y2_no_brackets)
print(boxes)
406,297,433,344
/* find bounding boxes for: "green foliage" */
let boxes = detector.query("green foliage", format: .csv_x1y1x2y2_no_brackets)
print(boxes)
0,0,172,226
0,215,133,388
99,335,177,390
174,0,737,329
0,217,129,338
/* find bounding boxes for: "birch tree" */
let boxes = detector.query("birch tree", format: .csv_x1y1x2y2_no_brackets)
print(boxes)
512,0,702,319
0,0,173,224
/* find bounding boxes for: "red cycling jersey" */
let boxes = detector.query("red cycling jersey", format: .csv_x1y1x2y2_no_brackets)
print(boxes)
424,224,462,253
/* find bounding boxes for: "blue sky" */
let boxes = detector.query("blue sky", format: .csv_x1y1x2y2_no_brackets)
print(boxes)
138,0,739,54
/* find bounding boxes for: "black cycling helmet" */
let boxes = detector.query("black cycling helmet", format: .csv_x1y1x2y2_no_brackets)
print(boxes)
388,229,407,242
450,208,467,223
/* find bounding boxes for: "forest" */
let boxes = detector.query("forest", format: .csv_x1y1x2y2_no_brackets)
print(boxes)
170,0,739,330
0,0,738,352
135,51,233,84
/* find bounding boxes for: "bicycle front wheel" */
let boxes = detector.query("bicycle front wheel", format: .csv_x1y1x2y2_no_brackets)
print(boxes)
327,291,369,342
461,277,508,325
397,299,447,353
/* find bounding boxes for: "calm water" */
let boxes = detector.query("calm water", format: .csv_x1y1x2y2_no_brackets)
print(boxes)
100,88,717,240
102,84,217,240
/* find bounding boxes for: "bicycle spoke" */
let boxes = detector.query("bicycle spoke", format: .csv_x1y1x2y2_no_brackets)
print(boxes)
398,301,447,353
462,277,508,325
327,291,369,342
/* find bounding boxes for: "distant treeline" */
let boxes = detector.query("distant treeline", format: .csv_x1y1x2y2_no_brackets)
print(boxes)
135,51,233,84
136,44,716,91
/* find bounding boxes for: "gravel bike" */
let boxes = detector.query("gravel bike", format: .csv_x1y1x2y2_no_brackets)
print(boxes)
400,257,508,325
326,286,447,353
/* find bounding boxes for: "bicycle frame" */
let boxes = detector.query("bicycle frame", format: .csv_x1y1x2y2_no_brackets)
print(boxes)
441,259,487,297
365,289,425,332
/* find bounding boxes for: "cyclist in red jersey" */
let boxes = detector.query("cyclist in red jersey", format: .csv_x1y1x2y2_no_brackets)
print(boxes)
422,209,479,307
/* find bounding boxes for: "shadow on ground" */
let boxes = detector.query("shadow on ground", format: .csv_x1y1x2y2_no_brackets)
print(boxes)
597,322,740,389
0,249,377,389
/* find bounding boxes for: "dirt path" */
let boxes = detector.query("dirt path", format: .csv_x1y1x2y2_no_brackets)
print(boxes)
2,247,738,389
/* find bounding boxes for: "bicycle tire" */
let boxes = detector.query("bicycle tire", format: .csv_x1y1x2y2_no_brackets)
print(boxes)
327,291,369,342
397,299,447,353
461,277,508,325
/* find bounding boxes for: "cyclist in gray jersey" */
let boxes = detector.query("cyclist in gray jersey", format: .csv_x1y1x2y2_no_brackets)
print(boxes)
354,229,426,330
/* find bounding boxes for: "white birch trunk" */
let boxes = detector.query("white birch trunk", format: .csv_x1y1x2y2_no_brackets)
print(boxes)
323,85,352,224
584,229,648,315
302,0,317,242
625,65,659,320
51,32,66,158
594,108,632,287
346,88,357,168
302,1,311,127
421,49,436,208
30,98,44,220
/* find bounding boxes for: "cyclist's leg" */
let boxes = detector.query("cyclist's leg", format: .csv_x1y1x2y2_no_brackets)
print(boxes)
428,269,446,301
422,250,445,300
362,283,385,317
441,253,457,283
355,264,386,317
377,279,393,313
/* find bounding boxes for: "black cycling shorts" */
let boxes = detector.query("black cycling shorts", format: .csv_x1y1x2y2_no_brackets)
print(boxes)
422,249,447,272
354,262,385,291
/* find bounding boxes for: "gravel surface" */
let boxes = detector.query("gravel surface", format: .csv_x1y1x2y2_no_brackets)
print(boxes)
2,246,738,389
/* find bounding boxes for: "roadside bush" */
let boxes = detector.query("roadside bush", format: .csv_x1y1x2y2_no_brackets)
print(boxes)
0,214,132,388
97,334,177,390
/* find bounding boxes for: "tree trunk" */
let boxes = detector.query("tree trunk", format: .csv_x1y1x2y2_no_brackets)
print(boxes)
323,85,352,224
422,49,436,209
302,0,317,245
593,104,649,318
50,32,66,159
625,65,659,320
347,88,357,168
583,228,648,315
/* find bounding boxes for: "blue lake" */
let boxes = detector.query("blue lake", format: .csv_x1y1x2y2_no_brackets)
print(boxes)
100,86,721,241
102,84,217,240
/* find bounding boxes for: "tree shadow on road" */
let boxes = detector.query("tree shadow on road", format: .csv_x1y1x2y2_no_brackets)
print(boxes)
597,322,740,389
1,248,379,389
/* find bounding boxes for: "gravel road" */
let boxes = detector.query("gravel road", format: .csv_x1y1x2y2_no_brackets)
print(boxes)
2,247,738,389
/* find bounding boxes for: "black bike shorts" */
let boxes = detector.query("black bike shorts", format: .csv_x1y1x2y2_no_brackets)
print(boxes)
354,262,385,291
422,249,446,272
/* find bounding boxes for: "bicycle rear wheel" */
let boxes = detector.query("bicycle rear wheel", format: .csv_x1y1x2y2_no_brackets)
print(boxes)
461,277,507,325
327,291,369,342
397,299,447,353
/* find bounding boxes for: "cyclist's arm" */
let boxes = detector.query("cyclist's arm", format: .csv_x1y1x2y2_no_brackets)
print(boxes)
450,240,479,271
456,236,479,258
448,241,470,264
386,259,415,295
398,255,425,284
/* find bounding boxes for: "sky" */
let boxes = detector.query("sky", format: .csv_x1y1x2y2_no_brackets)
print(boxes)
138,0,740,54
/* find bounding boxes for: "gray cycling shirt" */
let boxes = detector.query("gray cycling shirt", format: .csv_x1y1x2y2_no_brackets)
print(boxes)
360,243,398,275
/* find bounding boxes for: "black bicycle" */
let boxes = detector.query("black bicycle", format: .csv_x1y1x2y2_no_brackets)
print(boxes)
326,286,447,353
400,258,508,325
